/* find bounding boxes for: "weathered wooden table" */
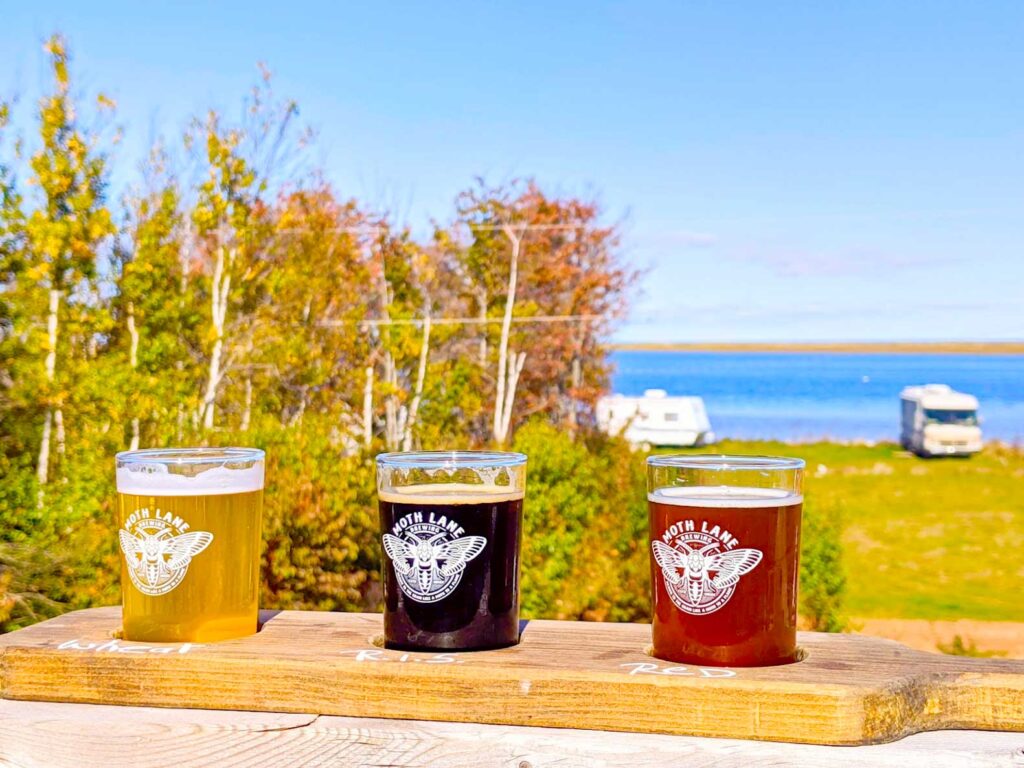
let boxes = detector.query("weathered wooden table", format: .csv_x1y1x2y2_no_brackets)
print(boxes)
1,700,1023,767
2,608,1023,767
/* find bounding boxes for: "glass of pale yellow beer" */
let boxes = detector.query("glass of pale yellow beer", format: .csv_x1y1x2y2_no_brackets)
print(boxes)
115,448,265,642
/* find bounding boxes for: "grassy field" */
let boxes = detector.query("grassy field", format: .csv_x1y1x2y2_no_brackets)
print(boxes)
665,440,1024,622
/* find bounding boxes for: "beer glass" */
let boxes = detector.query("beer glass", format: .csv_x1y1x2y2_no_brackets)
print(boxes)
115,448,265,642
377,451,527,651
647,455,804,666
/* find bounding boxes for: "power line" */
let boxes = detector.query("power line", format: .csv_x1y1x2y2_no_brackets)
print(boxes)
270,223,594,235
315,314,601,328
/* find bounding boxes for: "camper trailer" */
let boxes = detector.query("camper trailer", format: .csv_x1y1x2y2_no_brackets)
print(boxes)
596,390,715,448
900,384,982,457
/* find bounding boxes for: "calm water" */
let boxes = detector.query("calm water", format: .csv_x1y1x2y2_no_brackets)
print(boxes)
610,351,1024,443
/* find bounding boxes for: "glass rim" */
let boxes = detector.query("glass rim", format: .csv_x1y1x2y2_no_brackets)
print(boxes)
646,454,805,471
376,450,527,469
116,447,265,466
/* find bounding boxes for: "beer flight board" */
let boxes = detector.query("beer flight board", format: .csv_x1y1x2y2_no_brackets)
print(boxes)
1,607,1022,746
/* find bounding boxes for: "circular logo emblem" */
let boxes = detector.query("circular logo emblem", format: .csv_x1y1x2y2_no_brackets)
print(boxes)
382,516,487,604
118,508,214,597
652,523,762,615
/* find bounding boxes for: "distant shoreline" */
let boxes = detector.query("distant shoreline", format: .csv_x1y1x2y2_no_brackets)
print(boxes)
609,341,1024,355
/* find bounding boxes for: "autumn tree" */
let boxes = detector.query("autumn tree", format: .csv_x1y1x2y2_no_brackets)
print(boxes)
3,36,116,498
0,98,30,510
0,38,120,629
248,185,375,433
187,67,305,433
453,179,633,444
113,154,204,449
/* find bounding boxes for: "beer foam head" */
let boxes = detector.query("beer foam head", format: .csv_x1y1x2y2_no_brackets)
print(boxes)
648,485,803,508
116,449,264,496
378,482,524,505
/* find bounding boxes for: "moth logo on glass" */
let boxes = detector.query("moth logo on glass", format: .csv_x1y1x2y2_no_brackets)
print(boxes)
118,508,213,597
652,520,762,615
383,512,486,603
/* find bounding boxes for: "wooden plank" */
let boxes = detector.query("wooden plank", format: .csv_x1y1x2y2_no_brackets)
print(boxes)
1,607,1023,746
1,700,1023,768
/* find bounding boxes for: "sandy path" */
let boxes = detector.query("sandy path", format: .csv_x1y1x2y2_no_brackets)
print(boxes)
853,617,1024,658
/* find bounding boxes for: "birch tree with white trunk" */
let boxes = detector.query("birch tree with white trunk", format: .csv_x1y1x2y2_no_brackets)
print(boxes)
492,224,527,445
401,314,432,451
126,301,140,450
189,70,301,432
15,36,115,492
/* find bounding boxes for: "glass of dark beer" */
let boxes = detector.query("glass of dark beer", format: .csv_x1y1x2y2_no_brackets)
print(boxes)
376,450,527,651
647,454,804,667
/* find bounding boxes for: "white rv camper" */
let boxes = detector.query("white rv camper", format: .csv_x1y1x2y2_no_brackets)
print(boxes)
596,390,715,448
900,384,982,457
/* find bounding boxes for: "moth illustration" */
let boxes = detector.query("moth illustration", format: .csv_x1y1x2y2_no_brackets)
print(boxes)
652,540,762,606
382,532,487,595
119,528,214,590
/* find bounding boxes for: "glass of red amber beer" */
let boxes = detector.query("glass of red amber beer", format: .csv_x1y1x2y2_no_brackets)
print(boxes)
377,451,526,651
647,455,804,666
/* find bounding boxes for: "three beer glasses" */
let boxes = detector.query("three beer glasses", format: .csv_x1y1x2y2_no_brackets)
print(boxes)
377,451,527,651
116,448,265,643
647,454,804,666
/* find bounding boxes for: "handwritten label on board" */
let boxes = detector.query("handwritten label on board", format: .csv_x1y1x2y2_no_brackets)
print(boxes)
56,639,203,655
620,662,737,678
338,650,735,676
339,649,465,664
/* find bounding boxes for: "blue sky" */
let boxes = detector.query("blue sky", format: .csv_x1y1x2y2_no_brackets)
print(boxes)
3,1,1023,342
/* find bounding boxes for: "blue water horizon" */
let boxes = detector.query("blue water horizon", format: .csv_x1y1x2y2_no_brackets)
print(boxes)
609,351,1024,444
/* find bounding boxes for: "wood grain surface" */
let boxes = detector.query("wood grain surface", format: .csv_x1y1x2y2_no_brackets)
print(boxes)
2,700,1023,768
1,608,1022,746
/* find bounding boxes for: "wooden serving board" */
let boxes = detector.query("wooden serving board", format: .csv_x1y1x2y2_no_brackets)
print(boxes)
1,608,1022,746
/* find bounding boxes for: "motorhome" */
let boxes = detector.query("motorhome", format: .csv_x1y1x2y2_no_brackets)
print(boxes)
900,384,982,457
596,390,715,448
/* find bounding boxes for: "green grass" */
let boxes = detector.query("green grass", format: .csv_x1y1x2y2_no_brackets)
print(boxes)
660,440,1024,622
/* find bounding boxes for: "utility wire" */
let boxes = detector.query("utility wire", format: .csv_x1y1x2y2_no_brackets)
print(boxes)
316,314,601,328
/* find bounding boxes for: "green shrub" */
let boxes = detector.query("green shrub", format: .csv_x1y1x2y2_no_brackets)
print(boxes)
799,497,847,632
257,418,380,612
514,421,650,621
937,634,1005,658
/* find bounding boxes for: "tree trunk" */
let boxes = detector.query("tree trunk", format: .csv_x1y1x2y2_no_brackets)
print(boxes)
175,224,189,441
568,356,581,437
127,302,139,369
36,288,61,489
240,375,253,432
363,366,374,449
376,253,400,451
127,302,140,450
499,350,527,443
202,338,223,430
37,411,52,489
288,391,305,428
54,408,65,459
493,226,523,445
383,352,399,450
476,287,488,367
402,315,432,451
201,245,233,430
175,361,185,443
